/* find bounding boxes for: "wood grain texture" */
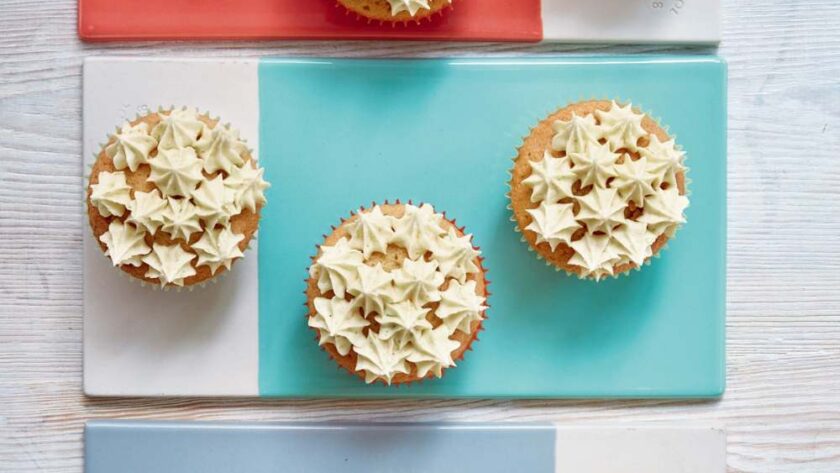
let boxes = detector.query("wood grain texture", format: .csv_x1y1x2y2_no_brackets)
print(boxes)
1,0,839,471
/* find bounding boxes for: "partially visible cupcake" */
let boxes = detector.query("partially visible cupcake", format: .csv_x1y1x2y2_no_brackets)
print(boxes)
509,100,689,280
306,202,488,385
336,0,453,23
86,107,269,288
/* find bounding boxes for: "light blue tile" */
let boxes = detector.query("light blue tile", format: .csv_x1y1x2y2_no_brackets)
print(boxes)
85,421,556,473
258,56,726,398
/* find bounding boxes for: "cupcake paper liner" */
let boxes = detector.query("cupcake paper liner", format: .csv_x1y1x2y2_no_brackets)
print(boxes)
304,199,491,387
506,98,691,281
84,106,262,291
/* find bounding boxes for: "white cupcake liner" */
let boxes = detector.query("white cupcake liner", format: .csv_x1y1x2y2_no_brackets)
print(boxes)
304,199,491,386
506,97,692,282
84,107,263,291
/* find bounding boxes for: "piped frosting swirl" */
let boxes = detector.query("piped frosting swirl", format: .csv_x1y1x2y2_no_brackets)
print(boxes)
308,203,487,385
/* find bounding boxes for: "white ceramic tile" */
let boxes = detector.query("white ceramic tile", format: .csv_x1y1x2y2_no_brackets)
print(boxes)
554,426,726,472
83,58,260,396
542,0,720,44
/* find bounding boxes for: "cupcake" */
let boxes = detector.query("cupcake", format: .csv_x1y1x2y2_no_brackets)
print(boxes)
86,107,269,288
509,100,689,280
306,202,488,385
336,0,453,22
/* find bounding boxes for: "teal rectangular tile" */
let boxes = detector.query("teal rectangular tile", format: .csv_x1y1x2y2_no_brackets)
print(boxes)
258,56,726,398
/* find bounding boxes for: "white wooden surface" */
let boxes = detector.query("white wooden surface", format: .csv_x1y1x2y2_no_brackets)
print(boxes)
0,0,838,471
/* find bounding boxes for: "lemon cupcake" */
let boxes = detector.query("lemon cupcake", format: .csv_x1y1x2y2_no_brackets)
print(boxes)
336,0,453,23
306,202,488,385
87,107,269,288
509,100,689,280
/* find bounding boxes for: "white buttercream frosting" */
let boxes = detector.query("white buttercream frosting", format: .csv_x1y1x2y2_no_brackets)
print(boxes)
192,226,245,275
386,0,451,17
149,147,204,198
309,204,486,385
106,122,157,172
152,108,204,149
520,100,689,280
89,108,268,287
142,243,197,287
99,220,151,267
90,171,132,218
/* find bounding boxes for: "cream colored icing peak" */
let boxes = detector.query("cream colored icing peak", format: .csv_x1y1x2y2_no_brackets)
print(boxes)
309,204,486,384
522,101,689,279
192,175,233,229
196,124,247,175
90,171,132,218
311,239,364,298
149,147,204,197
526,201,579,252
552,113,600,154
99,220,151,267
386,0,449,16
522,151,575,204
125,189,167,235
142,243,197,287
311,297,369,356
161,197,202,242
106,122,157,172
224,163,269,214
596,101,647,152
152,108,203,149
192,226,245,275
346,206,393,258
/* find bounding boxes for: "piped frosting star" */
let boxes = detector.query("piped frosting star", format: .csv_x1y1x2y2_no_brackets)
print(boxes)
149,147,203,197
387,0,431,16
160,197,202,242
596,101,647,152
99,221,150,267
569,142,619,189
610,220,656,268
613,156,658,206
376,301,432,348
191,175,233,229
639,187,689,234
142,243,197,287
125,189,168,235
552,112,601,154
435,227,481,283
393,258,444,306
349,263,394,316
196,124,248,175
354,334,409,385
576,187,626,235
224,163,269,214
152,108,204,149
526,202,579,251
522,151,575,203
346,206,393,258
436,280,487,334
192,226,245,275
310,239,364,298
408,326,461,379
90,171,132,218
105,122,157,172
390,203,446,259
310,297,369,356
569,235,620,280
640,135,686,187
